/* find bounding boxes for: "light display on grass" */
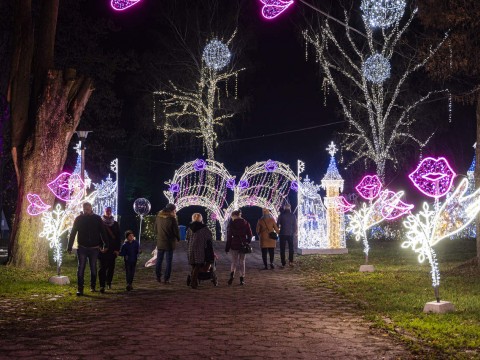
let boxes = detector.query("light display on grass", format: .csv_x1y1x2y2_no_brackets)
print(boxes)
111,0,142,11
362,54,391,84
402,157,480,302
348,181,412,264
202,40,231,71
360,0,406,28
259,0,294,20
303,2,449,180
321,142,347,250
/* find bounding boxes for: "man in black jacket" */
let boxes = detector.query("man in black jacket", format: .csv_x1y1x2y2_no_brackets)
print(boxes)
68,202,108,296
277,204,297,268
98,207,121,293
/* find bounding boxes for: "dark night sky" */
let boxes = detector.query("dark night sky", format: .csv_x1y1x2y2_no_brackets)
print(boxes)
84,0,476,226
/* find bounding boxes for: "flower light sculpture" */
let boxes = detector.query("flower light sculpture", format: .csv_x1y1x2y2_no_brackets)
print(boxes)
348,178,412,265
111,0,142,11
402,157,480,304
259,0,294,20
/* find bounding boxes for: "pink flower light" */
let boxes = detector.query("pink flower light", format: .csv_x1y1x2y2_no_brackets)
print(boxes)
259,0,294,20
111,0,141,11
26,194,50,216
355,175,382,200
47,172,85,202
380,190,414,220
335,196,355,213
409,157,456,198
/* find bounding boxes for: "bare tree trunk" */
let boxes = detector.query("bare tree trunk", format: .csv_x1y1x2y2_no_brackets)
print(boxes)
476,92,480,264
10,69,93,269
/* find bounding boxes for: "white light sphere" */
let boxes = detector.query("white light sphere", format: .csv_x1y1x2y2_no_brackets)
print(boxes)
361,0,406,29
133,198,151,216
202,39,231,71
362,54,391,84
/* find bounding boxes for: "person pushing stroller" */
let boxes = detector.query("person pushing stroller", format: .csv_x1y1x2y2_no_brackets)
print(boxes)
186,213,215,289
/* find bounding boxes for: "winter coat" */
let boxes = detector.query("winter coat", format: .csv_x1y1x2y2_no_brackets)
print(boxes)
102,216,122,253
226,218,253,252
119,239,140,263
256,216,280,249
186,222,214,265
277,211,297,236
154,210,180,251
67,213,108,251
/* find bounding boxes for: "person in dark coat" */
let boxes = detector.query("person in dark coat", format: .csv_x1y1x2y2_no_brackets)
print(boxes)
225,210,252,286
154,203,180,284
119,230,140,291
98,207,121,293
277,203,297,267
67,202,108,296
186,213,214,289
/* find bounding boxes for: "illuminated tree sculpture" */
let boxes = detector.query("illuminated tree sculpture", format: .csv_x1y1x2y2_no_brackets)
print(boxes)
402,157,480,304
154,32,244,161
303,2,448,180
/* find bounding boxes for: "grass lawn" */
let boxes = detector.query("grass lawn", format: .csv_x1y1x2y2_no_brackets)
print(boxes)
297,237,480,359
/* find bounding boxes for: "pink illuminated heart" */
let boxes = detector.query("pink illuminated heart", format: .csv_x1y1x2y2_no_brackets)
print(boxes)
260,0,294,20
26,194,50,216
111,0,142,11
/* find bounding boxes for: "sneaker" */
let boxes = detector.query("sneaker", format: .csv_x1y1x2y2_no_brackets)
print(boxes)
240,277,245,286
100,287,105,294
90,287,96,292
126,284,133,291
261,266,268,270
156,277,162,283
164,280,171,285
280,264,285,269
227,272,234,285
107,284,112,290
270,263,275,269
289,262,294,267
76,290,84,296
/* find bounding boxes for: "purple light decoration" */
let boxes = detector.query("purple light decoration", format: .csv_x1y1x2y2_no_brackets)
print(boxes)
355,175,382,200
111,0,141,11
264,159,278,172
169,183,180,193
380,190,414,220
238,180,249,190
193,159,207,172
47,172,85,202
408,157,456,198
226,178,236,190
335,196,355,213
26,194,51,216
259,0,294,20
290,181,298,192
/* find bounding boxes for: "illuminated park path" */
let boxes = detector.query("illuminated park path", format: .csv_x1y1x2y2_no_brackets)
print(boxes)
0,241,415,359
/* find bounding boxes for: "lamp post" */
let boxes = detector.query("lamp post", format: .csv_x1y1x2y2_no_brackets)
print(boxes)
75,131,92,181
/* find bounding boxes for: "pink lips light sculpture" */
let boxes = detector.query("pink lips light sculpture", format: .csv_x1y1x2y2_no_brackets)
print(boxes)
47,172,85,202
355,175,382,200
408,157,456,198
111,0,142,11
26,194,51,216
335,196,355,213
259,0,294,20
380,190,414,220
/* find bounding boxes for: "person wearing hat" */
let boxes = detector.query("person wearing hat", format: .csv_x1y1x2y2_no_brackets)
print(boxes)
154,203,180,284
119,230,140,291
277,203,297,268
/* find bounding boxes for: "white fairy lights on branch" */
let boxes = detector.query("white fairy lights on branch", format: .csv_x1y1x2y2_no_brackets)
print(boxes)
154,31,244,160
303,3,449,180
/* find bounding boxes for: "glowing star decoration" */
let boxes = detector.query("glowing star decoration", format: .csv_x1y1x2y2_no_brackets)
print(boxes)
334,196,355,214
264,159,278,172
348,189,410,264
260,0,294,20
362,54,391,84
26,194,51,216
361,0,406,28
111,0,142,11
202,40,231,71
402,178,480,302
409,157,456,198
355,175,382,200
47,172,85,202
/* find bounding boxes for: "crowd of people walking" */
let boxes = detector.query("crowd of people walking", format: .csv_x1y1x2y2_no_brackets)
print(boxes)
68,202,297,295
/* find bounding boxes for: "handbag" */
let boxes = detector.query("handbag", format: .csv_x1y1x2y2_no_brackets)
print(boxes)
239,242,252,254
263,219,278,240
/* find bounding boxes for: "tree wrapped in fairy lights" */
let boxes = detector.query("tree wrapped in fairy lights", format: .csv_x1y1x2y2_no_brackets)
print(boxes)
154,31,244,160
303,0,449,180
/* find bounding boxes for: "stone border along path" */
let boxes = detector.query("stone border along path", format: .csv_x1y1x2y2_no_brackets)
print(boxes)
0,241,417,360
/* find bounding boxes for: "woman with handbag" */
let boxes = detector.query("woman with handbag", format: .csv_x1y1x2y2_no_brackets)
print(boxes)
256,208,280,270
225,210,253,286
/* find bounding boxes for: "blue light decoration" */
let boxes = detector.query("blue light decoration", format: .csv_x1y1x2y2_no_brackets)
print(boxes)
360,0,406,29
202,39,231,71
362,53,391,84
193,159,207,171
226,178,236,190
169,183,180,193
238,179,249,190
264,159,278,172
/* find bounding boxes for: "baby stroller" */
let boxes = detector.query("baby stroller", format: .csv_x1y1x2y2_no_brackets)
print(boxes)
187,259,218,287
